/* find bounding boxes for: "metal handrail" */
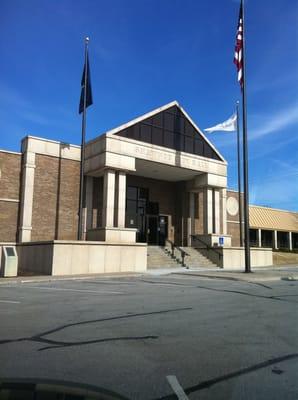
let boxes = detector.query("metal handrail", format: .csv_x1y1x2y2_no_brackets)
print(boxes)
165,239,189,268
191,235,222,263
165,239,175,258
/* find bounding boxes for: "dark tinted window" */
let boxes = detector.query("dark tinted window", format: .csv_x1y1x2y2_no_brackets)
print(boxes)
152,113,163,127
115,106,221,161
164,130,174,147
140,124,151,142
152,127,163,146
127,186,138,200
164,112,174,130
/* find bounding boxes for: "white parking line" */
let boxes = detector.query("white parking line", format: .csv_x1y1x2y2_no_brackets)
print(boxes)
0,300,20,304
166,375,189,400
17,286,123,295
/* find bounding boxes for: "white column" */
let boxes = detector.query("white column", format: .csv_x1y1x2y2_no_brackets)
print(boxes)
102,169,115,228
289,232,293,251
19,151,36,242
273,230,278,249
85,176,93,231
214,190,220,234
221,189,227,235
117,172,126,228
187,192,195,246
258,229,262,247
204,188,213,234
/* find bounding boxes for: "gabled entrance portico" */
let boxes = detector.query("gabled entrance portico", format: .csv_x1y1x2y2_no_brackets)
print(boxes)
83,101,231,248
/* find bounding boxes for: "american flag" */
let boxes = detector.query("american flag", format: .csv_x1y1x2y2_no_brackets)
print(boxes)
234,2,243,88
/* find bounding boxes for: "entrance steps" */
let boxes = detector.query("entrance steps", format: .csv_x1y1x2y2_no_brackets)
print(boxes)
147,246,180,269
181,247,218,269
147,246,218,269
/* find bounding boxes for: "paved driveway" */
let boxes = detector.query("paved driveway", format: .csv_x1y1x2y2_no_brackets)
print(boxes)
0,273,297,399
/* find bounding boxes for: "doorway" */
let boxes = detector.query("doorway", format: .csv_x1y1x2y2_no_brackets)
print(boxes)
146,215,168,245
147,216,158,244
158,215,168,246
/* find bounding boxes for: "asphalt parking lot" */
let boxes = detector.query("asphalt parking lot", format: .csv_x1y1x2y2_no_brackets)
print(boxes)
0,272,297,399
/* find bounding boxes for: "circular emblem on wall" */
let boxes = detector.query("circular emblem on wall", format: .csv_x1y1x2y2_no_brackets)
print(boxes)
227,196,239,216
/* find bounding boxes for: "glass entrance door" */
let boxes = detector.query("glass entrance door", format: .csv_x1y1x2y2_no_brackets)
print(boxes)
146,215,168,245
158,215,168,246
147,216,158,244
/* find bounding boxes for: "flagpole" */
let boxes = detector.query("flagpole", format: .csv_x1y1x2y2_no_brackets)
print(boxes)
241,0,251,272
236,101,243,247
78,37,89,240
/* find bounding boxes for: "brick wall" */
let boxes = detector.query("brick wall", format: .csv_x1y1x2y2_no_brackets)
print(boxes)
227,221,241,246
0,152,22,242
0,152,21,200
31,154,80,241
0,202,19,242
58,158,81,240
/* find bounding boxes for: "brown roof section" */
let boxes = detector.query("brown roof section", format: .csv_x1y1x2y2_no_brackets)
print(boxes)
249,206,298,232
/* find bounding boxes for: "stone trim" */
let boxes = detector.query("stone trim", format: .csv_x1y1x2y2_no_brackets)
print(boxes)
214,189,220,234
17,239,145,247
21,136,81,161
18,151,36,242
85,135,227,179
102,169,115,227
0,149,21,155
221,189,227,235
0,198,20,203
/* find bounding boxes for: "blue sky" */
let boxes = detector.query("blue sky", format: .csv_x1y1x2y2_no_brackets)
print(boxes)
1,0,297,211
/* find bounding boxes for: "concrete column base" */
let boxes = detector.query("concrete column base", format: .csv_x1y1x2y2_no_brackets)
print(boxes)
86,227,137,243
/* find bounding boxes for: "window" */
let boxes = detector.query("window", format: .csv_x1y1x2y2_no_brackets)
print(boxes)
115,106,221,160
164,130,174,148
152,113,163,127
184,120,194,137
194,138,204,154
164,112,174,131
140,124,151,142
185,136,194,153
126,186,149,242
127,186,137,200
152,127,163,146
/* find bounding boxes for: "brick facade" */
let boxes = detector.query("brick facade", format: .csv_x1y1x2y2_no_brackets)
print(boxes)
31,154,80,241
0,152,21,200
0,139,232,246
0,151,22,242
0,202,19,242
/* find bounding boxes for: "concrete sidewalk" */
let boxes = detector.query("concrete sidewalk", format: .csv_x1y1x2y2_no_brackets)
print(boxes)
0,271,142,285
1,265,297,285
170,265,298,282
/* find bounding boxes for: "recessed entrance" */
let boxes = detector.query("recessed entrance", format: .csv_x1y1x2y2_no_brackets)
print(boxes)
125,184,169,245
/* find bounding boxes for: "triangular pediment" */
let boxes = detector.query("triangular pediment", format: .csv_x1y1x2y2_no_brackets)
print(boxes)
106,101,225,162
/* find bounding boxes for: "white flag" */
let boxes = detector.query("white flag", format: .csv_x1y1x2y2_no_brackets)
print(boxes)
204,113,237,133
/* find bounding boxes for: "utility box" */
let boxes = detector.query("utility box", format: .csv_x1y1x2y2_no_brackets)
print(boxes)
1,246,18,277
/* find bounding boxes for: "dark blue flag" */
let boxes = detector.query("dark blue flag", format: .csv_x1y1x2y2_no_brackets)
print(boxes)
79,53,93,114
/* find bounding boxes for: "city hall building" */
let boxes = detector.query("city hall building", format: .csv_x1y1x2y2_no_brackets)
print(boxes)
0,101,296,275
